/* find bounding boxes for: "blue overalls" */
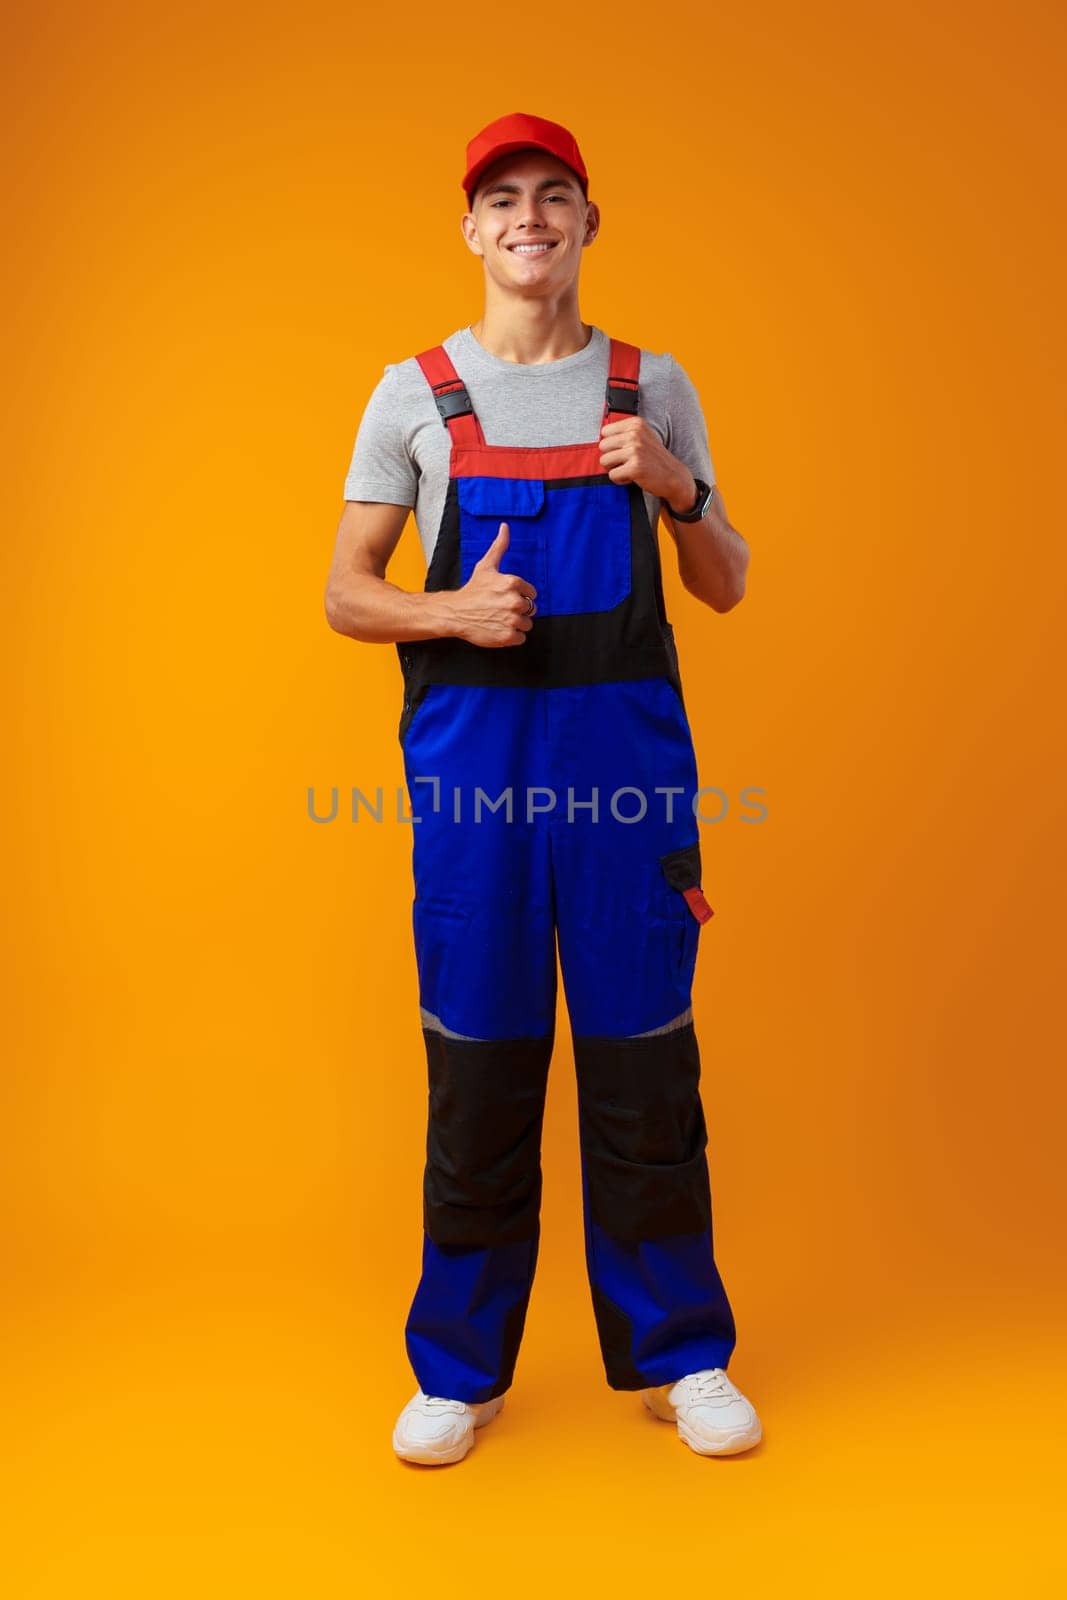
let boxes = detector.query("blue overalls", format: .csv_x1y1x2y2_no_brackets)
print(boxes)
395,337,737,1404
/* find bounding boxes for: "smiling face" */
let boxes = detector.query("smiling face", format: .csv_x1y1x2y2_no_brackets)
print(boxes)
461,148,600,293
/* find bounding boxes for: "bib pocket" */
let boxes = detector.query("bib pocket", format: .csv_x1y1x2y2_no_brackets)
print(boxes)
545,480,631,616
458,475,548,602
456,475,632,617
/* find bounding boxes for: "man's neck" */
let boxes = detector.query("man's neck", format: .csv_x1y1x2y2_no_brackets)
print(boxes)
468,305,593,367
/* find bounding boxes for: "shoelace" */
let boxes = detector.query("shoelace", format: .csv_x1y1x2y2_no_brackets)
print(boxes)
420,1394,467,1414
681,1369,733,1401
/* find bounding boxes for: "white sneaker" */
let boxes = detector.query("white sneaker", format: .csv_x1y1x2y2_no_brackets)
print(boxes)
642,1368,762,1456
392,1387,506,1465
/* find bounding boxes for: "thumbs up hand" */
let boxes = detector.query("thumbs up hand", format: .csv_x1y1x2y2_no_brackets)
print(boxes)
447,522,538,648
478,521,510,570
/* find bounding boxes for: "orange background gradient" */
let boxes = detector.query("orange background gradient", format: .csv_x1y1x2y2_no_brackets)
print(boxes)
4,0,1065,1593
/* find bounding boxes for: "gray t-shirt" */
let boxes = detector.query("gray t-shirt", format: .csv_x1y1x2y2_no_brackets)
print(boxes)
342,324,716,568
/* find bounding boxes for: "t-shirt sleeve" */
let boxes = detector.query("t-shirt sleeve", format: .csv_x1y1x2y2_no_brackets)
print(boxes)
342,364,418,506
664,356,716,489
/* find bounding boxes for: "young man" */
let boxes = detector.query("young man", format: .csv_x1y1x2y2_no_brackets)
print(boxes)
325,112,761,1466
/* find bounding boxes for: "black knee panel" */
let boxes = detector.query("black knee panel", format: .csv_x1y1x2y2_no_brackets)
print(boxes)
574,1021,713,1241
422,1028,553,1249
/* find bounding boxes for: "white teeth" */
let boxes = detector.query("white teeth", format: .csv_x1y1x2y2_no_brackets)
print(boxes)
511,244,554,254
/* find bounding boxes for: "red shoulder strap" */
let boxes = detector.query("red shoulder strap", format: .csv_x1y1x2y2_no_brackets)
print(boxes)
415,335,640,442
604,338,641,421
414,345,485,447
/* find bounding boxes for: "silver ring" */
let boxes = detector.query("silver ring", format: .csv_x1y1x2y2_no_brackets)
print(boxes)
524,594,535,615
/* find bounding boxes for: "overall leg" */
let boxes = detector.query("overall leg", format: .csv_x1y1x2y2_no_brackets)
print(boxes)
550,679,737,1390
401,683,557,1403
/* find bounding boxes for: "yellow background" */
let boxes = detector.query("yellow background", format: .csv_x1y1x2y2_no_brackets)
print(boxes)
4,0,1065,1593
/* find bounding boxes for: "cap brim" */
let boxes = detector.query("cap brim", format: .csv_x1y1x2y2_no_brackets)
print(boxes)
464,142,587,202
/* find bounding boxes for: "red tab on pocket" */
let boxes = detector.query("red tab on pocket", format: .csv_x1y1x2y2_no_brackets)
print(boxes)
682,886,715,923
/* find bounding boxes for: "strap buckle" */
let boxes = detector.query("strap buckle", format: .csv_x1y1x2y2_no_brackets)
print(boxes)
433,384,474,426
605,379,639,415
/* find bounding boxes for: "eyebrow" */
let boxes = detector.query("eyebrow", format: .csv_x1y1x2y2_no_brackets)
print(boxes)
480,176,577,199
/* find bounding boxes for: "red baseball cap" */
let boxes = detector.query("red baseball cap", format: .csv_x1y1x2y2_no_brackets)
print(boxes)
463,112,589,208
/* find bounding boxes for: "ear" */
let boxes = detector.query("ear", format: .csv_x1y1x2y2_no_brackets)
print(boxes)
460,213,484,257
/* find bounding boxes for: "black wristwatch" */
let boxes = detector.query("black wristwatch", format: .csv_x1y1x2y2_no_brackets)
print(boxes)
667,475,714,523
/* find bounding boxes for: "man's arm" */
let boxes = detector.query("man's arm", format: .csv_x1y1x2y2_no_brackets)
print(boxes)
660,479,750,615
324,500,462,643
598,413,750,616
323,501,536,648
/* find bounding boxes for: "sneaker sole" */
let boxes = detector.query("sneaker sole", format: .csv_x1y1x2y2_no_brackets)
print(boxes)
677,1418,762,1456
642,1390,762,1456
393,1394,505,1466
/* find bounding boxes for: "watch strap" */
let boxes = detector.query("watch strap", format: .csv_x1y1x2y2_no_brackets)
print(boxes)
668,476,713,522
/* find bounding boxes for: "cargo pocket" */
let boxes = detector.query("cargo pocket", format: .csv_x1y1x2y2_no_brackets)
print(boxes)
457,475,548,604
658,840,714,924
658,840,713,991
544,480,631,616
